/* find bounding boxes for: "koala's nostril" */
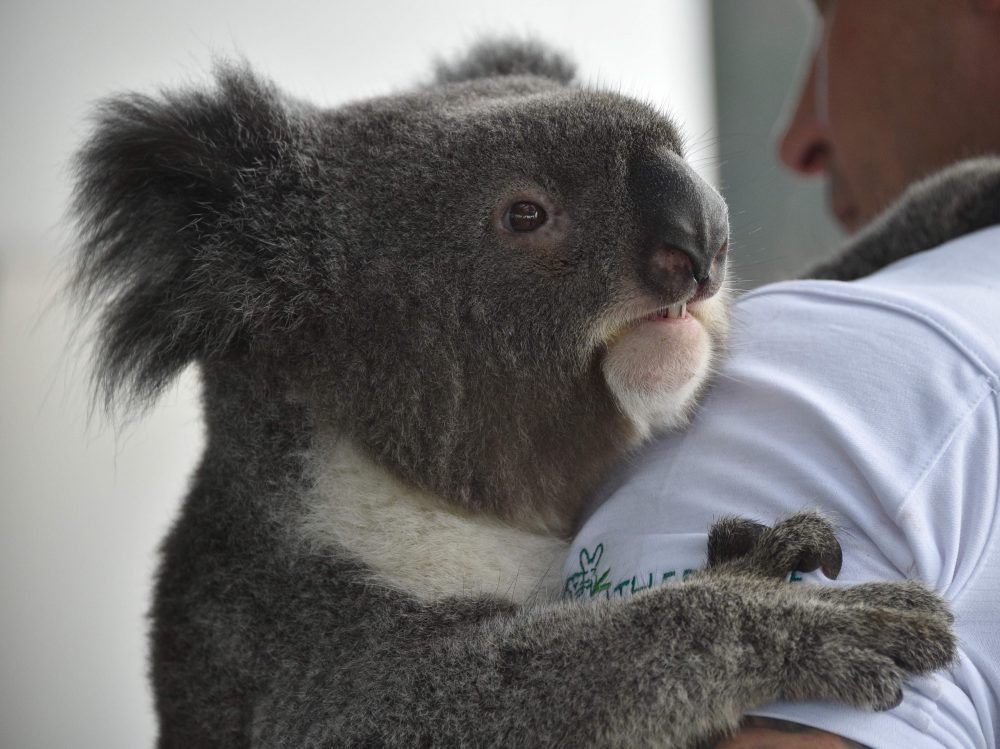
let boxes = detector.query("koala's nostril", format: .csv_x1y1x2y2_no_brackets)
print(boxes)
651,246,695,281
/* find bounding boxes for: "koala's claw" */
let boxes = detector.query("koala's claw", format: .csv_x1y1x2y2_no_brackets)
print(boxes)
708,511,843,580
783,604,956,712
784,646,906,712
706,515,957,713
861,608,957,673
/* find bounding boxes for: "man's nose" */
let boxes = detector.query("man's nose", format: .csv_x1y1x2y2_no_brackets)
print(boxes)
629,150,729,297
777,50,832,176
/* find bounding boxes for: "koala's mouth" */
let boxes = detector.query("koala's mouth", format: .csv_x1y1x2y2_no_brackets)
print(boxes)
589,272,729,356
624,292,714,334
591,296,697,351
646,301,688,321
635,275,724,326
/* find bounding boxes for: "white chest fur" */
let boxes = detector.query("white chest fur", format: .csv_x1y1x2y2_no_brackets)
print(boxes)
301,436,569,605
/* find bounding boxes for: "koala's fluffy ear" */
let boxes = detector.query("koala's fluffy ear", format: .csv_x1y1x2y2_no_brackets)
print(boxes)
72,64,302,410
434,38,575,85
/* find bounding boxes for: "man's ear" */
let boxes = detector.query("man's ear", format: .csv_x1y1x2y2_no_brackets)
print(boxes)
72,63,304,411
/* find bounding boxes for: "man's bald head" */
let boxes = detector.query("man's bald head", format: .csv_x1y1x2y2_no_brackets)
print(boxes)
778,0,1000,232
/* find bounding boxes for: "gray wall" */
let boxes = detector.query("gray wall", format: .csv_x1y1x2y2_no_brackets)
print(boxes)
711,0,844,287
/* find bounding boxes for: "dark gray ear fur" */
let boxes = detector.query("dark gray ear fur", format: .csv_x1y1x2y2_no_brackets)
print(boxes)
71,63,306,411
434,38,576,85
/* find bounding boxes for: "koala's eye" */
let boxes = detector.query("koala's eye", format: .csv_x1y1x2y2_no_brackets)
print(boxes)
506,201,548,232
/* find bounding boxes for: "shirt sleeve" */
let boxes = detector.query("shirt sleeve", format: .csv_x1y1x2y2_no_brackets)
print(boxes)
751,380,1000,749
728,282,1000,749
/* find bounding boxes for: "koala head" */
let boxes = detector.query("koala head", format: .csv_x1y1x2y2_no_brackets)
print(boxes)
73,39,730,533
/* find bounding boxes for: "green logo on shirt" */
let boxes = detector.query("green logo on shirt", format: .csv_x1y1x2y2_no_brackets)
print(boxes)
562,543,695,600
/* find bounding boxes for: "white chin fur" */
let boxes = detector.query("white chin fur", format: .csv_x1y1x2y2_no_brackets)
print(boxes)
601,294,726,440
301,434,569,605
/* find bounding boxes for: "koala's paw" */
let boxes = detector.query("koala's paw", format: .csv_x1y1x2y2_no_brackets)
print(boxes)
707,511,843,580
784,645,907,712
811,580,955,623
784,601,957,711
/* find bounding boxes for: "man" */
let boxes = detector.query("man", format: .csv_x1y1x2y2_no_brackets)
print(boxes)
779,0,1000,231
566,1,1000,746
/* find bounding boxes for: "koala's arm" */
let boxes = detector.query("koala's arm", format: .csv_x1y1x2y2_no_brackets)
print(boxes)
806,156,1000,281
247,519,953,748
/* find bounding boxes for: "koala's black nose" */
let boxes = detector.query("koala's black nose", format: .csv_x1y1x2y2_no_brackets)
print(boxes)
630,150,730,296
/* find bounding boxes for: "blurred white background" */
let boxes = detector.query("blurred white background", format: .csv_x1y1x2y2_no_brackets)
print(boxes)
0,1,718,746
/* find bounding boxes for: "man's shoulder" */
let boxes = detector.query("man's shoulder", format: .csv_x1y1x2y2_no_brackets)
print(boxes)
733,224,1000,384
712,235,1000,519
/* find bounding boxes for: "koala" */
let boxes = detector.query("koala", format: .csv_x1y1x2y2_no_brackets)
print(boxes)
71,40,957,748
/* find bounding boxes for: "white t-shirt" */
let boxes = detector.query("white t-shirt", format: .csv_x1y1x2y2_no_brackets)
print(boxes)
565,225,1000,748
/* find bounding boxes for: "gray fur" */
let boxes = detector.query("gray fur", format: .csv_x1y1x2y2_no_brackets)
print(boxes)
807,156,1000,280
434,37,576,85
71,41,960,748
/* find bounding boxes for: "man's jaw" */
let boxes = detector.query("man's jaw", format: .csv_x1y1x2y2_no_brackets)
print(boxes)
826,166,864,232
831,198,862,232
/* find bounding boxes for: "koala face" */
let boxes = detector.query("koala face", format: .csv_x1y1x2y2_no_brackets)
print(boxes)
317,75,730,515
74,43,730,532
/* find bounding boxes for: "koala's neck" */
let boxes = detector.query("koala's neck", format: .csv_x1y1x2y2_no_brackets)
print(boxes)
199,364,313,491
300,434,569,605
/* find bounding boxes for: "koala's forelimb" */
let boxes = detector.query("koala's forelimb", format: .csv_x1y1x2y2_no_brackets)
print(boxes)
245,585,949,748
234,537,953,748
